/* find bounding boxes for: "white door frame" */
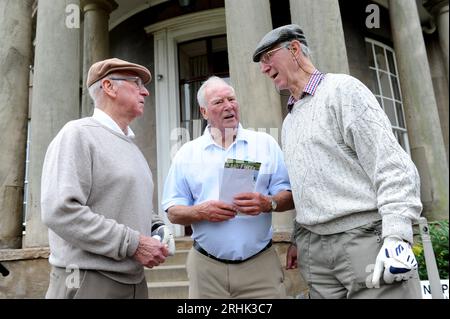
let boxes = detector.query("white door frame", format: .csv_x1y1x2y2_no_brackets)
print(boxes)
145,8,226,236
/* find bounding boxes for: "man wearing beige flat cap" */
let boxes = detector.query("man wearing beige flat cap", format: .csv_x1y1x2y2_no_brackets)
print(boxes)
41,58,174,299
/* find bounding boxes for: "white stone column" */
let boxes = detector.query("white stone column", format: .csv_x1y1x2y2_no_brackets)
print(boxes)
437,5,449,80
80,0,117,117
224,0,283,130
225,0,294,235
424,0,449,81
289,0,349,74
0,0,33,249
24,0,80,247
389,0,449,220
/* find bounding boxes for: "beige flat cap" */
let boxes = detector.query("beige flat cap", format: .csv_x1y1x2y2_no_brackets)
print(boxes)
86,58,152,88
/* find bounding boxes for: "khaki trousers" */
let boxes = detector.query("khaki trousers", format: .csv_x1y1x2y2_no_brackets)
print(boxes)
45,266,148,299
187,246,286,299
296,220,422,299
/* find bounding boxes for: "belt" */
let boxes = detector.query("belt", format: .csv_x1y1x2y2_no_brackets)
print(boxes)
193,240,272,264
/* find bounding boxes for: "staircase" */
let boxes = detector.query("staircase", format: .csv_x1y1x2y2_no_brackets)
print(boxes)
145,237,192,299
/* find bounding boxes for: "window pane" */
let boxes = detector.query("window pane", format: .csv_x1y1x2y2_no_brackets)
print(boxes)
366,41,375,67
379,71,392,98
212,36,227,52
370,69,380,95
375,46,387,71
383,98,397,126
386,50,396,75
391,75,401,100
395,129,407,150
396,102,405,128
376,96,382,107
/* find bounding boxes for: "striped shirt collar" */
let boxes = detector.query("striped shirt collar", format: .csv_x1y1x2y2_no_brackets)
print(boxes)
287,69,325,112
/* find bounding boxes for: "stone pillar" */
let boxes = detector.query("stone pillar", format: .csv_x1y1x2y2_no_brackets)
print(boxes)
24,0,80,247
389,0,449,220
424,0,449,81
224,0,283,130
0,0,33,249
80,0,117,117
225,0,294,235
289,0,349,74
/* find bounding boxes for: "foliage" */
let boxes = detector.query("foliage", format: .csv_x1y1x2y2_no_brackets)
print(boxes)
413,220,449,280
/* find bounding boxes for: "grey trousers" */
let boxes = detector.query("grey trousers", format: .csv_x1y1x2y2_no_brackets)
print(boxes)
45,266,148,299
296,220,422,299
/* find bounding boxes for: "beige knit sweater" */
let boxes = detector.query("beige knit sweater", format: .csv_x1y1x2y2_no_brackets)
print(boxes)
41,117,162,284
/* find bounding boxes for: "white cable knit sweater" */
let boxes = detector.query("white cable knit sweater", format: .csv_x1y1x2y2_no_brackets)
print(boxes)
282,73,422,243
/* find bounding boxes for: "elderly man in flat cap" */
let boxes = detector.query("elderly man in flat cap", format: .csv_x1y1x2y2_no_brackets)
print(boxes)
253,25,422,299
41,58,174,299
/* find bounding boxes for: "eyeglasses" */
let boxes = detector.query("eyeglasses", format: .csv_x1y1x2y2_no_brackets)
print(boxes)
109,76,145,89
260,43,290,64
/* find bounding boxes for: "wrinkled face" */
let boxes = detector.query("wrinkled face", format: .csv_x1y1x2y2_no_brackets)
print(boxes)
259,43,295,91
112,71,150,119
200,82,239,133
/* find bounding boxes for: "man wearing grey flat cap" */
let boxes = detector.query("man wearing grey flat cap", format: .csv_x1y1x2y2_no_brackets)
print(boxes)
253,25,422,299
41,58,174,298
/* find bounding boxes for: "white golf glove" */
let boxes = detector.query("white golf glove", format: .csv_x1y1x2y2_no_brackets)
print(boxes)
372,235,418,286
151,225,175,256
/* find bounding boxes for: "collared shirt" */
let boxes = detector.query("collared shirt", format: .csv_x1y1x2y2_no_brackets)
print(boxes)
162,124,291,260
287,69,325,112
92,108,135,138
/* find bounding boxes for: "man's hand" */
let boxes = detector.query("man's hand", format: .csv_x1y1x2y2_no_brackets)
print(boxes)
152,225,176,256
286,244,298,269
372,236,418,286
197,200,237,222
133,235,169,268
233,192,271,215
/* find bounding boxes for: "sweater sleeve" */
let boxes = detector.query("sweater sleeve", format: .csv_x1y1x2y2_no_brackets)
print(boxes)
41,123,140,260
337,77,422,244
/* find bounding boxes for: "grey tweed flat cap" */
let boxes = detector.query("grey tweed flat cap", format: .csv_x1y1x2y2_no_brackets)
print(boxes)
253,24,308,62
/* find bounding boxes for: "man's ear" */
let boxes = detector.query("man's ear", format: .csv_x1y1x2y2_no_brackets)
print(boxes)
289,40,301,57
101,78,117,98
200,106,208,120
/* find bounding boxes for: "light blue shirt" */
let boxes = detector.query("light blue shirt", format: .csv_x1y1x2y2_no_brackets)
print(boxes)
162,124,291,260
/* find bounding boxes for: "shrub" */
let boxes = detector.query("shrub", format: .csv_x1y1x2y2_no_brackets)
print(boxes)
413,220,449,280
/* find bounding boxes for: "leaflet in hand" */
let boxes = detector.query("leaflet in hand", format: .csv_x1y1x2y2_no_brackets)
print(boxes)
219,159,261,213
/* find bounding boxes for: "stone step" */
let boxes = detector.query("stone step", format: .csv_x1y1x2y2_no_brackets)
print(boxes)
147,281,189,299
145,264,188,282
175,237,193,250
164,249,189,266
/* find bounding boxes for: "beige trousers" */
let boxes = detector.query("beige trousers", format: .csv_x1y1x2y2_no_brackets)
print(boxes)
296,220,422,299
45,266,148,299
186,246,287,299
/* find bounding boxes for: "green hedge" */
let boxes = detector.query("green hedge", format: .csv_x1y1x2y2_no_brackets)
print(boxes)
413,220,449,280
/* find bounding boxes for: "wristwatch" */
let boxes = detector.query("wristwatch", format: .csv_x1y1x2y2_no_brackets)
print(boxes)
269,196,277,212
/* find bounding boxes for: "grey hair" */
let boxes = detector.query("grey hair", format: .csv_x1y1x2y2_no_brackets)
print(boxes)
197,76,235,109
88,80,103,106
88,72,124,107
284,41,311,59
300,43,312,59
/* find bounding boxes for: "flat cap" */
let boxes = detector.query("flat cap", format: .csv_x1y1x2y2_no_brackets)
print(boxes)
252,24,308,62
86,58,152,88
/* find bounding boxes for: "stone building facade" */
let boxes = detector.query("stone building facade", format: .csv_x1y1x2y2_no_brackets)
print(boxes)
0,0,448,298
